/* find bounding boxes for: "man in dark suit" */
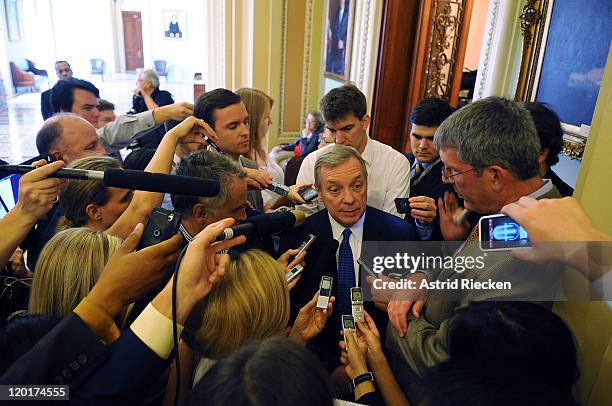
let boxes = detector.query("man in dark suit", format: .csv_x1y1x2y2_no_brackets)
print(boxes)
524,102,574,197
280,144,416,382
404,98,455,241
41,61,73,120
327,0,350,75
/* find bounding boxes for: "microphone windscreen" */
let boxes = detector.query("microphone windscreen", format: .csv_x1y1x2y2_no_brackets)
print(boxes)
103,169,220,197
247,211,298,235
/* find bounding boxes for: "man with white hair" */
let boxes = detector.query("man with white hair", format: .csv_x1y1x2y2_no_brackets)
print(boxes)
132,68,174,113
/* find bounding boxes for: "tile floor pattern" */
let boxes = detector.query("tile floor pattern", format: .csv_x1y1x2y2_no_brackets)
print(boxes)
0,74,193,163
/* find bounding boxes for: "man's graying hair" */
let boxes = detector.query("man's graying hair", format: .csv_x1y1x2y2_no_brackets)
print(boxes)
433,97,540,180
314,144,367,189
171,151,246,217
140,69,160,89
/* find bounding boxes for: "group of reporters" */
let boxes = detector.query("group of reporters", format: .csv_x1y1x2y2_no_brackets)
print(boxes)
0,75,610,406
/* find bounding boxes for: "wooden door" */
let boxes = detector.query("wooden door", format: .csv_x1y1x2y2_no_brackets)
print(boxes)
122,11,144,71
370,0,473,152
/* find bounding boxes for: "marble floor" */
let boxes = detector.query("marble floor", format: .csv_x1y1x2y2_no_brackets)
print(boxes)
0,74,193,164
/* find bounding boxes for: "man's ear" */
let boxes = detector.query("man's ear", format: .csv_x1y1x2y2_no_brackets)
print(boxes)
48,149,62,162
85,204,103,222
361,115,371,131
488,165,507,193
192,203,209,225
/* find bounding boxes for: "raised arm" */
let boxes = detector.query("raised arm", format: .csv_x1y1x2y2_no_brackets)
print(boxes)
106,116,212,239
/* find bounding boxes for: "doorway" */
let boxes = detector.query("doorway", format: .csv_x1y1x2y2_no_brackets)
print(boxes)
122,11,144,71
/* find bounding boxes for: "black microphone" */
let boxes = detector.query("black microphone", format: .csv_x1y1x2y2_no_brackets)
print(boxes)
0,165,220,197
215,210,306,242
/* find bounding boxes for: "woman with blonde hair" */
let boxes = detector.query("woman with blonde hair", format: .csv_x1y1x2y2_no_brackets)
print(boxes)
28,228,122,317
235,88,285,209
165,249,335,405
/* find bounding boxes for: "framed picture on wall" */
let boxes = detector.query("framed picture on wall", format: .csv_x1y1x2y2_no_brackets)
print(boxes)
163,10,186,40
323,0,356,82
4,0,21,41
516,0,612,160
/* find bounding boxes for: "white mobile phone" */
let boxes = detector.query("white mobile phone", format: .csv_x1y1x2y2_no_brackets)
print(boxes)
295,234,316,258
351,287,365,323
342,315,356,348
479,213,532,251
316,276,333,309
286,263,304,283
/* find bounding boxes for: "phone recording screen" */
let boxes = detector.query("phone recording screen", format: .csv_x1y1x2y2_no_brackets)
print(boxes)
343,317,355,329
320,278,332,295
481,215,531,250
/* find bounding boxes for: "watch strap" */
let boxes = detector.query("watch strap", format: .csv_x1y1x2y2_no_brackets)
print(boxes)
350,371,374,391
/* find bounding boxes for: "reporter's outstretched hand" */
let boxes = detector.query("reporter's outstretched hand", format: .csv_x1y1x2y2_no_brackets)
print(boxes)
339,327,368,380
154,102,194,123
154,218,247,323
88,223,182,318
289,292,335,344
15,160,66,223
243,168,273,190
277,248,307,290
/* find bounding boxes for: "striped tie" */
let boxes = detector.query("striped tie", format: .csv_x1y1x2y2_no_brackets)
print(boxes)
411,161,424,181
337,228,356,317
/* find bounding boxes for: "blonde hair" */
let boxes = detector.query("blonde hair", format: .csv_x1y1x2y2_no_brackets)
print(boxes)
235,88,274,164
28,228,122,317
57,155,121,232
188,249,289,360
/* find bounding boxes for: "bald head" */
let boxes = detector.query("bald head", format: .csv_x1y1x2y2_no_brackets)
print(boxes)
36,113,107,163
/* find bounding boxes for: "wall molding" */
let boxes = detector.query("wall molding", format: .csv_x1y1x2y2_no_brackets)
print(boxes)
474,0,500,100
357,0,372,90
278,0,290,139
300,0,314,127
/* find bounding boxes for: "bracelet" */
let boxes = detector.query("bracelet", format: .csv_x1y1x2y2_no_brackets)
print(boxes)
350,371,374,391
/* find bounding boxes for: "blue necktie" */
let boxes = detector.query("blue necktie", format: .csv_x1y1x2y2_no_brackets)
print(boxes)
337,228,356,317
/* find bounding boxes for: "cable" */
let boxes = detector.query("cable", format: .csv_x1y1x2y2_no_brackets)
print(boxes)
172,245,189,406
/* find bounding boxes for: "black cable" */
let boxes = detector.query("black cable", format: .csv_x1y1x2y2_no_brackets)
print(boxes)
172,245,189,406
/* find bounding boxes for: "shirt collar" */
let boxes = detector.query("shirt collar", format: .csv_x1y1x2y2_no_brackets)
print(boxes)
328,210,366,242
360,136,374,166
528,178,554,199
413,157,440,170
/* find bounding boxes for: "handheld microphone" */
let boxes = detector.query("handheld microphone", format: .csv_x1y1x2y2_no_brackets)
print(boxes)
0,165,220,197
215,210,306,242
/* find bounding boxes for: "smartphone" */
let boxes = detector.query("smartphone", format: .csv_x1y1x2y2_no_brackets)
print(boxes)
137,207,182,250
296,234,316,258
298,186,318,202
267,181,290,197
351,287,365,323
286,263,304,283
394,197,410,214
342,315,356,347
316,276,333,309
479,213,531,251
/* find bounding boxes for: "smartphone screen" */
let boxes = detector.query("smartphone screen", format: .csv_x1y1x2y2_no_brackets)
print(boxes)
479,214,531,251
298,186,318,202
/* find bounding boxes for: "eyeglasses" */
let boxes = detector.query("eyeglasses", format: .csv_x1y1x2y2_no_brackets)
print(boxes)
441,166,483,181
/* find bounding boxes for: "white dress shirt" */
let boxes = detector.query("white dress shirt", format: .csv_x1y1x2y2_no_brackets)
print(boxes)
296,137,410,217
329,211,365,285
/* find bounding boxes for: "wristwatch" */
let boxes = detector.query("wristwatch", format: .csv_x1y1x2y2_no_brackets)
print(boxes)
350,371,374,391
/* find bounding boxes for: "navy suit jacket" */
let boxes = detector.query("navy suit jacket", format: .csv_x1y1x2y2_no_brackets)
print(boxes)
41,89,53,120
279,206,416,371
405,153,455,241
